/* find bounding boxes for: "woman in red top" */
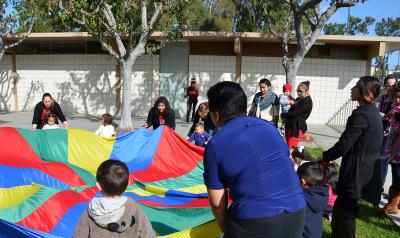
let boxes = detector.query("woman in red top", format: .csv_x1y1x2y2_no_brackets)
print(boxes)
144,96,176,130
32,93,68,130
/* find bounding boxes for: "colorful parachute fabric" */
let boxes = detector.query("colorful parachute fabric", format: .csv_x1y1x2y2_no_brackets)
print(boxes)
0,126,220,238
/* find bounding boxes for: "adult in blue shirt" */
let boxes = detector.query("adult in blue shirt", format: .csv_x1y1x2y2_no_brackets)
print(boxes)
204,81,306,238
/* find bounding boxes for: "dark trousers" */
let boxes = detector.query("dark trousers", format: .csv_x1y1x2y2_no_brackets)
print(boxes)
392,163,400,191
187,99,197,122
224,208,305,238
331,196,358,238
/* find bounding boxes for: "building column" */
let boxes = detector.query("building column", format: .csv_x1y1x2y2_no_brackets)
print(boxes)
234,37,242,84
366,57,373,76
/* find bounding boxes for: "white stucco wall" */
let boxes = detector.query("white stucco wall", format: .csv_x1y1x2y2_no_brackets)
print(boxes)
2,54,159,116
241,57,365,124
188,55,236,104
0,55,15,112
1,51,366,125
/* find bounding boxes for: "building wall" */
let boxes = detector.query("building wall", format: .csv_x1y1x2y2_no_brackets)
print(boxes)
188,55,236,104
241,56,364,124
1,50,366,125
1,54,158,116
160,42,189,119
131,55,159,116
0,55,15,112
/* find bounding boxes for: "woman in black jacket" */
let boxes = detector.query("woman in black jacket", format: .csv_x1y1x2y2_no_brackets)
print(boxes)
281,81,313,148
187,102,216,137
32,93,68,130
321,76,382,238
144,96,175,130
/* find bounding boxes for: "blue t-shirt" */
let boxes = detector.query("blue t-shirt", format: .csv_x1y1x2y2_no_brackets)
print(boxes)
203,116,305,219
188,131,211,147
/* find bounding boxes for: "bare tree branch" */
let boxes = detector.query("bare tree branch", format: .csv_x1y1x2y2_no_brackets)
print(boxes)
149,3,163,31
141,0,148,32
4,18,35,50
102,3,127,57
90,31,122,60
304,12,317,31
301,0,323,11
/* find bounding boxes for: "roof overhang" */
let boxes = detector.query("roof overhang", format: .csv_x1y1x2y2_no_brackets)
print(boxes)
5,31,400,57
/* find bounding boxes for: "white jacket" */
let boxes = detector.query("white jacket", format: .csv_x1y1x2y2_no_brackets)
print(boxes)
95,125,116,138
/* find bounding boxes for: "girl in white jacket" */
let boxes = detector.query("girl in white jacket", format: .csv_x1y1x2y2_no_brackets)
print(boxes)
95,113,116,138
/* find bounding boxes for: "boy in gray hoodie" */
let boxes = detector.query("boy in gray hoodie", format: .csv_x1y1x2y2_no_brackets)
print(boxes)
73,160,156,238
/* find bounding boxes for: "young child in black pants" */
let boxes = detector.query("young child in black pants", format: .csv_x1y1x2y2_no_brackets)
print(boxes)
297,162,329,238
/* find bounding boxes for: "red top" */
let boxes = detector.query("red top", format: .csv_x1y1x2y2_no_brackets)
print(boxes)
158,114,165,125
186,86,199,101
40,108,50,125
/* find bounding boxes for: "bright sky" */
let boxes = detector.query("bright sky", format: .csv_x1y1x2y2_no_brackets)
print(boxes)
326,0,400,68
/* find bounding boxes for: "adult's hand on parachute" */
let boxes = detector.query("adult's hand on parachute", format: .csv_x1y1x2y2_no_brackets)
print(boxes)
32,124,37,130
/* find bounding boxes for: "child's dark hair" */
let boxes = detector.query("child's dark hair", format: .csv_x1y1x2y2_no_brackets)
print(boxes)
297,162,324,187
195,122,204,128
102,113,113,125
45,113,58,124
322,163,339,194
291,149,315,162
96,160,129,196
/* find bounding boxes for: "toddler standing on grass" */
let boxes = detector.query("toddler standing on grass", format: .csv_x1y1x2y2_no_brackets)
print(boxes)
73,160,156,238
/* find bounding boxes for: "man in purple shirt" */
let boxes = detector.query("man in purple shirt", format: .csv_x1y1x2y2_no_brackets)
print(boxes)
204,81,306,238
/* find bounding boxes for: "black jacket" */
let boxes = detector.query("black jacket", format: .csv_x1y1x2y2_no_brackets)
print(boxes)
323,103,383,205
302,186,329,238
187,109,216,137
32,101,67,129
146,107,176,130
283,96,313,137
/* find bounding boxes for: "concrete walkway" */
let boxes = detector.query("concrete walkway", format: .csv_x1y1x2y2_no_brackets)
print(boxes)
1,112,399,226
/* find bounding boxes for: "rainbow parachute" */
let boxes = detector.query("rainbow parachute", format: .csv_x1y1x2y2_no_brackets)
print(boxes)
0,126,220,237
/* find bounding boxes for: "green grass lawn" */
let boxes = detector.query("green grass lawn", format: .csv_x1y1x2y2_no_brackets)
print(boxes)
322,201,400,238
304,146,400,237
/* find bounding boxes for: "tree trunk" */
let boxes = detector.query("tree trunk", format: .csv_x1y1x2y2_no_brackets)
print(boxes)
120,60,134,130
0,37,5,61
286,63,300,86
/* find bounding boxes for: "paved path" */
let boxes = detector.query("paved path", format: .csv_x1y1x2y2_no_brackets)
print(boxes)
1,112,399,226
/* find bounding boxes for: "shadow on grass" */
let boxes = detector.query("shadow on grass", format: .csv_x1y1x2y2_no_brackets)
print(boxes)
323,201,400,238
357,201,400,233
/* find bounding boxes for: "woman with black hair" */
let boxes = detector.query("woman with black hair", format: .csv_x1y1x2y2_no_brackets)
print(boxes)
204,81,305,238
248,78,280,125
144,96,176,130
32,93,68,130
281,81,313,148
320,76,383,238
187,102,216,137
